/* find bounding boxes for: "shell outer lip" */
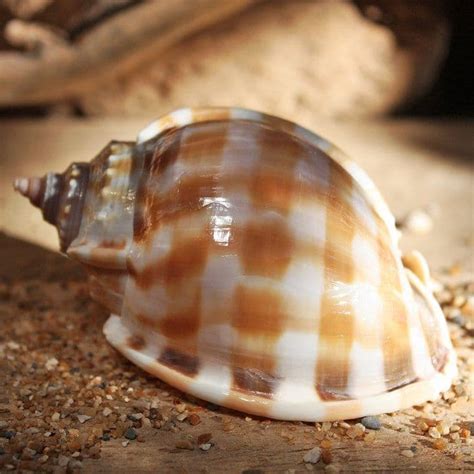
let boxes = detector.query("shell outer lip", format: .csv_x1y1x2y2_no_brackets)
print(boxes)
103,267,457,422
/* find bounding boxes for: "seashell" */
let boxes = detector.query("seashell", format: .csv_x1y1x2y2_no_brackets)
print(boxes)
14,107,457,421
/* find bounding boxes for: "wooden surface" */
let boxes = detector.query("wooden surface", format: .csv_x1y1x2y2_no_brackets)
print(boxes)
0,118,473,473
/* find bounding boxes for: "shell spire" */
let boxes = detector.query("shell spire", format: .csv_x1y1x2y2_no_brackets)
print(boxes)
14,174,64,225
13,177,43,206
14,164,90,251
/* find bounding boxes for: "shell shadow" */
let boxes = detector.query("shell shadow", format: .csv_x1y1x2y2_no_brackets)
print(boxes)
398,121,473,164
0,231,85,282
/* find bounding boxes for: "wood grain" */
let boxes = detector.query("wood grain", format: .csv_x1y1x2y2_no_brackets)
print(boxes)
0,0,254,105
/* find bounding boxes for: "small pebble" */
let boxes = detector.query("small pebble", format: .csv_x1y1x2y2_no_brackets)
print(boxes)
22,447,36,459
347,423,365,439
58,454,70,467
102,407,112,417
321,449,332,464
451,315,465,326
418,421,429,431
453,295,466,308
452,450,463,461
437,421,450,435
188,413,201,426
197,433,212,445
122,441,129,447
76,414,92,424
51,412,60,422
360,416,381,430
320,439,332,449
199,443,212,451
176,413,188,422
364,431,376,442
45,357,59,371
443,390,456,401
428,426,441,439
176,438,194,450
401,449,414,458
124,427,137,440
401,208,433,235
303,447,321,464
433,438,448,450
127,413,143,421
25,426,40,435
39,455,49,463
462,296,474,316
435,289,453,305
142,417,152,427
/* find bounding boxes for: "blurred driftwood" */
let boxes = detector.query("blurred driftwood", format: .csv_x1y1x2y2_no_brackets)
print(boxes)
0,0,255,105
0,0,449,117
80,1,450,118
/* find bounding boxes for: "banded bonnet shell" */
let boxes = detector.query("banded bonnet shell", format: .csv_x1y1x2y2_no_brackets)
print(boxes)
15,107,457,421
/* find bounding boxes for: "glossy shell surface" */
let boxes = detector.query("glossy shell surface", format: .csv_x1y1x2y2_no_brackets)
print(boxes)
18,108,457,421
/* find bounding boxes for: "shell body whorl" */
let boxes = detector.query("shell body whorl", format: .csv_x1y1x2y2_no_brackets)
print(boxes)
16,107,457,421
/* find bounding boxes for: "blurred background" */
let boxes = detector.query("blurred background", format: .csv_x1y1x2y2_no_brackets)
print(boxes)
0,0,472,118
0,0,472,269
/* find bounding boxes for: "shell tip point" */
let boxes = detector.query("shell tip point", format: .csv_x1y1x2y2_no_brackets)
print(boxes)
13,177,29,196
13,176,43,208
